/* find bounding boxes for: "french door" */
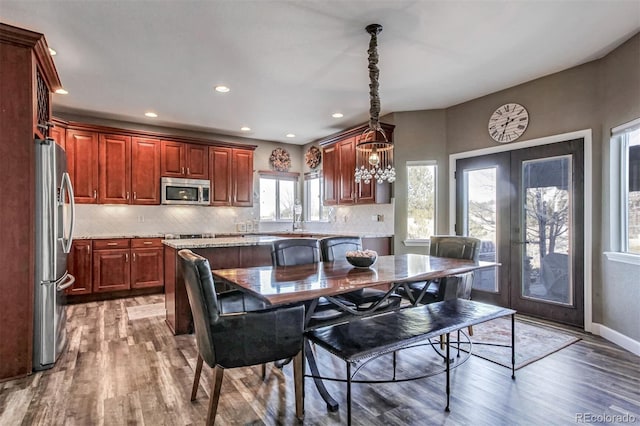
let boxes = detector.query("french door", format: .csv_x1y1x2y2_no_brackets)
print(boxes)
456,139,584,327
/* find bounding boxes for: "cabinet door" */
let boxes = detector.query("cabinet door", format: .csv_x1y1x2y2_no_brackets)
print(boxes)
66,240,92,295
322,144,338,205
186,144,209,179
337,137,355,204
161,140,185,177
66,129,98,203
131,137,161,204
233,148,253,206
50,126,65,150
93,249,130,292
131,247,164,289
98,133,131,204
209,147,232,205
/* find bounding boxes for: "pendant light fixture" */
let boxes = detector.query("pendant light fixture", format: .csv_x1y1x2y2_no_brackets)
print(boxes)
354,24,395,185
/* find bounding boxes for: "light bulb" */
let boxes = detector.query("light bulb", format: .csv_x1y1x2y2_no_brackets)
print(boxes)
368,149,380,166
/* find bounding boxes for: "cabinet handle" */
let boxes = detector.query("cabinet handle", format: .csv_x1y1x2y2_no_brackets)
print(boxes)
181,167,185,175
187,167,190,175
126,192,130,200
93,189,97,199
133,192,137,200
87,245,90,254
133,253,136,262
107,242,118,246
143,241,153,245
125,253,129,262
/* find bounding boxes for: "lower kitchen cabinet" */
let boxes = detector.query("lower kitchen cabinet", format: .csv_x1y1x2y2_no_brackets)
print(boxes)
66,240,92,295
67,238,164,299
93,243,131,293
131,239,164,289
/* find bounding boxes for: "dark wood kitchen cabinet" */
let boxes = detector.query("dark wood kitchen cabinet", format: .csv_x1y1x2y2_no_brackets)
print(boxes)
131,238,164,289
98,133,131,204
66,240,92,295
98,134,160,205
92,239,131,293
209,147,254,206
319,122,394,205
66,129,99,204
131,137,161,204
161,140,208,179
0,23,62,380
50,125,66,150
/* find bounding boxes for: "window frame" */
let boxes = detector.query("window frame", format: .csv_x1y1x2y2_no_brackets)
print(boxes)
615,119,640,255
304,171,327,222
258,171,299,222
405,160,438,245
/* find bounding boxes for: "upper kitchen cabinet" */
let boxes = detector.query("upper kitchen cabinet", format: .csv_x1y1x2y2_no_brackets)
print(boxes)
66,129,99,204
98,133,131,204
319,123,394,205
0,22,62,380
161,140,208,179
209,146,255,206
50,124,65,150
131,137,161,204
99,134,162,205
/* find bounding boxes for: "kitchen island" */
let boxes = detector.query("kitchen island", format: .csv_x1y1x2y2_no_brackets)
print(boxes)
162,234,392,335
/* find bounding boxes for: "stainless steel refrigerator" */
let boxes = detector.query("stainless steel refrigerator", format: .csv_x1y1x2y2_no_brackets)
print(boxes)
33,138,76,371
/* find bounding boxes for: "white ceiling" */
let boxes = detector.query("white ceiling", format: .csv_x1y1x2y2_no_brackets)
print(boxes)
1,1,639,145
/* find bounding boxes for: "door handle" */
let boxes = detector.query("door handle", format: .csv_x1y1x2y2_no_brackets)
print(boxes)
514,240,532,245
57,273,76,291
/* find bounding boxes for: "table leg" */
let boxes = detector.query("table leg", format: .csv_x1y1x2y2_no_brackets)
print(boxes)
445,332,451,412
347,362,352,426
304,339,340,412
511,313,516,380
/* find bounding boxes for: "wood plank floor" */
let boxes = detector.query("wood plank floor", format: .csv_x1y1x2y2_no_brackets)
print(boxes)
1,295,638,425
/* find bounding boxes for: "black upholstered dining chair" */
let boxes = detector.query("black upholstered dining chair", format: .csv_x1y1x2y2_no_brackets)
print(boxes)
178,249,305,425
319,236,401,311
398,235,481,305
271,238,356,322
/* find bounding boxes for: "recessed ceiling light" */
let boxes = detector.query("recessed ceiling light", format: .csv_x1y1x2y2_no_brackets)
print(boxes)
240,126,251,132
214,85,230,93
144,112,158,118
48,48,57,56
54,88,68,95
332,112,344,118
286,133,296,138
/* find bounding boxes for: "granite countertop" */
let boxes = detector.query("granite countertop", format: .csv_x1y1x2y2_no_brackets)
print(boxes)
162,236,283,249
76,231,393,241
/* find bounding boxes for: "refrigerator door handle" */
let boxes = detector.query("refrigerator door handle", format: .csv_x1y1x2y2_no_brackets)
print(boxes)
56,273,76,291
60,172,75,254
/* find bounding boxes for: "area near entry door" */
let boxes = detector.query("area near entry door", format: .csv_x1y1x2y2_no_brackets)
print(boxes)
456,138,584,327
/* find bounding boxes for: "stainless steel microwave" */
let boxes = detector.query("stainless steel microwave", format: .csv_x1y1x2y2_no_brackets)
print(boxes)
161,177,210,205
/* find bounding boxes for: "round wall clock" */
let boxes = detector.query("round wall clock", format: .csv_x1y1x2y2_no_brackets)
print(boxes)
488,103,529,143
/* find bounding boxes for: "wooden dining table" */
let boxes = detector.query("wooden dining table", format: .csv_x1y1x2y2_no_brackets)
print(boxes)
211,253,499,412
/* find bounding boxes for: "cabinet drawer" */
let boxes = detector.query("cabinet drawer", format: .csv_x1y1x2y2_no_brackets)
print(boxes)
131,238,163,248
93,238,130,250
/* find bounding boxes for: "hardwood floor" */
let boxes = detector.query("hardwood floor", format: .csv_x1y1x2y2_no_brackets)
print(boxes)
1,295,638,425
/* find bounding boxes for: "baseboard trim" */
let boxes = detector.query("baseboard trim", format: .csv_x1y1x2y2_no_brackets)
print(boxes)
591,323,640,356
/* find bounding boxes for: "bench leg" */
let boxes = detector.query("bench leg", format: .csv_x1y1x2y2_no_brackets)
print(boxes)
445,332,451,412
347,362,352,426
304,339,340,412
511,313,516,380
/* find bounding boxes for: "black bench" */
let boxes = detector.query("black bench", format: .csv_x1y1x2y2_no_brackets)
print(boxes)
305,299,516,425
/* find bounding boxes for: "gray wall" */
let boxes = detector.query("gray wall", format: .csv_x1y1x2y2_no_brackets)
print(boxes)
599,34,640,341
391,33,639,340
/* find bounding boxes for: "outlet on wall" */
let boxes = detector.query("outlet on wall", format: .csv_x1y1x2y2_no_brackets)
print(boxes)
137,215,145,223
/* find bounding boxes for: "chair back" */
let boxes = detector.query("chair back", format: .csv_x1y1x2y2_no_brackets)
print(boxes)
178,249,219,366
320,236,362,262
271,238,321,266
429,235,481,261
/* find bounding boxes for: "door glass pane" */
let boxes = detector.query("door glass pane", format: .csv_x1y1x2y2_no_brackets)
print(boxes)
522,156,572,305
464,167,498,292
279,180,295,220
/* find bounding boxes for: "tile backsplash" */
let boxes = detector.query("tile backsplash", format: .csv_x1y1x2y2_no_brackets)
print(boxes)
74,202,394,237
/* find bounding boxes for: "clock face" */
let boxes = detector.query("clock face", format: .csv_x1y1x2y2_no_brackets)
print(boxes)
488,103,529,143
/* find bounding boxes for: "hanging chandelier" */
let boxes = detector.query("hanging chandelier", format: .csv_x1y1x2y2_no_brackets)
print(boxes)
354,24,395,185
